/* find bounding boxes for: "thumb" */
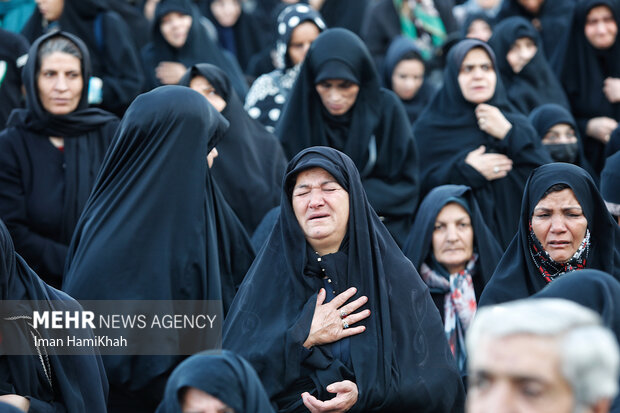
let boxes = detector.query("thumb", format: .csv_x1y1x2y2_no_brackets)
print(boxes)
475,145,486,154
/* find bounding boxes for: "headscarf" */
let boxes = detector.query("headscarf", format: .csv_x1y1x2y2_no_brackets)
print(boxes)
479,163,620,306
413,38,552,248
276,28,420,246
223,146,465,412
460,12,494,40
488,16,569,115
62,86,229,408
156,350,275,413
180,63,286,235
0,218,108,412
533,269,620,413
602,151,620,218
382,35,435,125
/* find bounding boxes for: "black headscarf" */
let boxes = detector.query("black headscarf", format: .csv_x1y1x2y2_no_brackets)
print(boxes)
488,16,569,115
0,218,108,412
382,36,435,125
0,29,28,129
533,269,620,413
156,350,275,413
601,151,620,218
495,0,576,74
561,0,620,174
460,12,493,39
317,0,370,36
141,0,248,97
528,103,596,175
414,39,552,248
403,184,503,298
223,146,465,412
62,86,229,410
276,28,420,246
479,163,620,306
179,63,287,235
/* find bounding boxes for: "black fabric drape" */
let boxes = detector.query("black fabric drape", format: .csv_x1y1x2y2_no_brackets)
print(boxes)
488,16,569,115
560,0,620,175
156,350,275,413
382,36,435,125
0,31,118,287
533,269,620,413
140,0,248,98
601,151,620,216
479,163,620,306
403,184,503,315
316,0,370,36
21,0,144,116
223,146,465,413
0,29,28,129
0,218,108,412
62,86,229,412
413,39,552,248
179,63,287,235
276,28,419,246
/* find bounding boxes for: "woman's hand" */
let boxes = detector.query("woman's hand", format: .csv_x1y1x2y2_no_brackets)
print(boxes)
301,380,358,413
303,287,369,349
155,61,187,85
475,104,512,140
0,395,30,412
604,77,620,103
465,145,513,181
586,117,617,144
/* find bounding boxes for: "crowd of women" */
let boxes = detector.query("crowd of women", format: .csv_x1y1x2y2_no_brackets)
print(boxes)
0,0,619,411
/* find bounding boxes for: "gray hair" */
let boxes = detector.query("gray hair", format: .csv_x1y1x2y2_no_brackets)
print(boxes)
467,299,619,410
36,35,83,74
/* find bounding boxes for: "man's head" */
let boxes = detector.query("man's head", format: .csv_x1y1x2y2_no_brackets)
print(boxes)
467,299,619,413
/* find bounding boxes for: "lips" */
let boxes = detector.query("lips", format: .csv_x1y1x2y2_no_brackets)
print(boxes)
547,241,570,248
308,213,329,221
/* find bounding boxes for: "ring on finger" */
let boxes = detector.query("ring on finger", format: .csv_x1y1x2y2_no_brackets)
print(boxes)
340,310,348,319
493,166,500,173
342,320,349,329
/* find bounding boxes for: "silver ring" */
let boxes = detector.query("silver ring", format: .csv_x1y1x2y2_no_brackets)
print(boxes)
493,166,500,173
340,310,348,319
343,320,349,329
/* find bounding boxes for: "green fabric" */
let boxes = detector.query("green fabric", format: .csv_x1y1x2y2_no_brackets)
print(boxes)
393,0,447,60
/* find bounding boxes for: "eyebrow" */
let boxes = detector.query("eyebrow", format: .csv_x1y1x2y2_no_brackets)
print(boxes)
294,180,338,189
533,206,583,213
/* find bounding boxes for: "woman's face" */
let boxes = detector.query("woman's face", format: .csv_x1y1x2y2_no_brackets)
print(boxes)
466,19,493,42
458,48,497,104
35,0,63,21
506,37,537,74
189,76,227,113
288,22,320,67
391,58,425,101
37,51,83,115
210,0,241,28
315,79,360,116
182,387,234,413
517,0,544,15
584,5,618,50
531,188,588,263
160,11,192,48
432,203,474,274
292,167,349,256
542,123,578,145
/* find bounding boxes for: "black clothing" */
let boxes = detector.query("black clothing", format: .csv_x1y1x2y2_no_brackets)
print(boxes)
479,163,620,306
560,0,620,175
0,218,108,412
156,350,275,413
0,29,28,129
180,63,287,235
601,151,620,218
277,28,420,246
21,0,144,116
488,17,569,115
0,31,118,288
223,146,465,413
62,86,230,411
316,0,370,36
414,39,552,248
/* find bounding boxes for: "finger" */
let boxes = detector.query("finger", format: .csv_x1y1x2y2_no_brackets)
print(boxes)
327,380,355,394
341,308,371,325
329,287,357,309
480,154,512,163
315,288,326,308
339,295,368,314
301,393,322,411
340,325,366,338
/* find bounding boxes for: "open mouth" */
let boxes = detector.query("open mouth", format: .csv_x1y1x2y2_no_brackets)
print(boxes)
309,214,329,221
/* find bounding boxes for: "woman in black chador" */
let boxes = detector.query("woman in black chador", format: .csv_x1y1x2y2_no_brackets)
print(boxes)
179,63,287,236
414,38,551,249
63,86,230,412
0,31,118,288
276,28,420,246
223,146,465,412
480,163,620,307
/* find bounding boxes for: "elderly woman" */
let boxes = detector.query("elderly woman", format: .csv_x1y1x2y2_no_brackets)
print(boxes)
479,163,620,306
223,146,465,412
276,28,419,246
0,31,118,288
156,350,274,413
403,185,503,375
